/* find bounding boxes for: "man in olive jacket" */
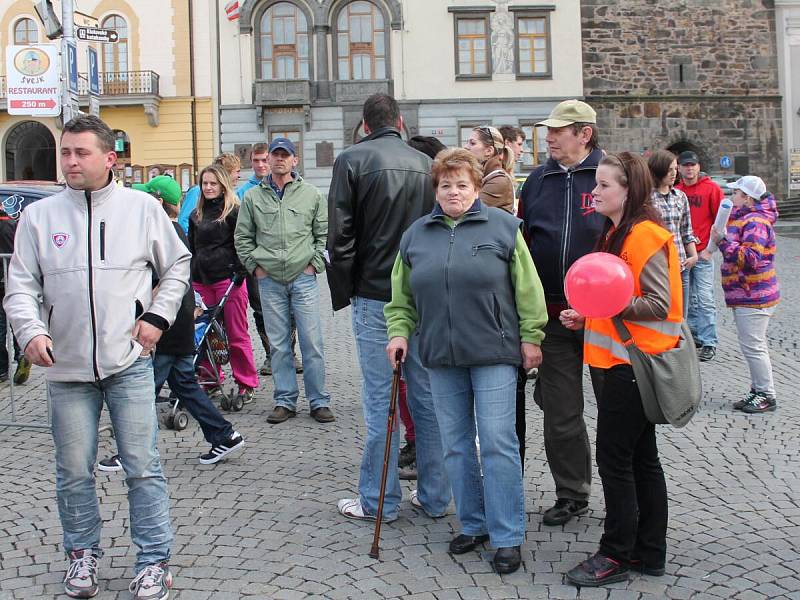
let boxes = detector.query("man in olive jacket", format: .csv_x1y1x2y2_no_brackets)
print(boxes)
234,138,333,425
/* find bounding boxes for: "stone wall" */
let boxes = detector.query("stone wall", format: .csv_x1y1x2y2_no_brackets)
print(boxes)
582,0,786,196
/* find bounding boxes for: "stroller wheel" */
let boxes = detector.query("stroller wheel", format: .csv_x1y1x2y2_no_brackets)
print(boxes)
164,413,176,429
220,394,232,411
174,410,190,431
232,393,244,412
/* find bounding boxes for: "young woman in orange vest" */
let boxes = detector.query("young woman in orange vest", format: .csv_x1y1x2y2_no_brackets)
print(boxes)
559,152,683,587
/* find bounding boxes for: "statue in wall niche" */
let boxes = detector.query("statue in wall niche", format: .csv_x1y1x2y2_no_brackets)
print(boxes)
491,0,514,75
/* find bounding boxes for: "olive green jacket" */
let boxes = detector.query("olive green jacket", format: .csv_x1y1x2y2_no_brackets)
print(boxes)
234,175,327,284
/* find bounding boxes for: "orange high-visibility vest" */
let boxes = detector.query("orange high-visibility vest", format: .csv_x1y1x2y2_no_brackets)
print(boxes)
584,220,683,369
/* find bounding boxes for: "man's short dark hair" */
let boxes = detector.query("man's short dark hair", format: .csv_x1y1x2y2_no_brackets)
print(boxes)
252,142,269,156
62,115,115,152
498,125,525,144
407,136,446,160
363,93,400,131
567,122,599,150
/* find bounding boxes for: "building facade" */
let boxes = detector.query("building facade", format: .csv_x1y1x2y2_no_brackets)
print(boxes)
776,0,800,197
581,0,785,197
218,0,584,190
0,0,214,187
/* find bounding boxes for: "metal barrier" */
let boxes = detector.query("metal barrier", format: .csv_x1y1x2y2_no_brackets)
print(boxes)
0,253,52,430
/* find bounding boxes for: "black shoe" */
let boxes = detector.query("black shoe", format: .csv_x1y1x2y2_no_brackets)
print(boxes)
399,460,417,480
199,432,245,464
566,553,629,587
733,389,757,411
542,498,588,526
697,346,716,361
493,546,521,574
628,558,665,577
448,533,489,555
0,371,8,382
398,440,416,468
97,454,123,472
741,392,777,414
310,406,335,423
267,406,297,424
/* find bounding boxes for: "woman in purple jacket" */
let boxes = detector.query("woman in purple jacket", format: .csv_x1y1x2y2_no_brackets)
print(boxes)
710,175,780,414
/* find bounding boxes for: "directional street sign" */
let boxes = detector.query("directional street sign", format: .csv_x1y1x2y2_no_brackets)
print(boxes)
87,46,100,95
76,27,119,43
5,44,61,117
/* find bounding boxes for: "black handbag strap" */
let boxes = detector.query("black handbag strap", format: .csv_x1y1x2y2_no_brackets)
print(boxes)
611,316,636,347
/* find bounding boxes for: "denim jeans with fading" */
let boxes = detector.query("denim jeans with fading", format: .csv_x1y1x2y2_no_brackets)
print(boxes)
351,295,451,520
259,272,330,411
428,364,525,548
49,356,173,572
687,257,718,347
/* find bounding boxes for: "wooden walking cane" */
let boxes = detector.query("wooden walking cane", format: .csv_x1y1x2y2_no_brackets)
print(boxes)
369,348,403,559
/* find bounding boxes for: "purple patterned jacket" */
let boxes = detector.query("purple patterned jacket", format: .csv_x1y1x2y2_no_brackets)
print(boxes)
717,193,780,308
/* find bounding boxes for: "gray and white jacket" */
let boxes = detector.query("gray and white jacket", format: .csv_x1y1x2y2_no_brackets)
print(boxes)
3,178,191,382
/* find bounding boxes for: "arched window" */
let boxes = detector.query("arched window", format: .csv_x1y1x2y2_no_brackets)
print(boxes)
257,2,310,80
14,18,39,44
101,15,128,74
335,1,387,80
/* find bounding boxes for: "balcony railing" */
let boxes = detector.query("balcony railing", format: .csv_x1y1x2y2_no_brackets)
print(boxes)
0,71,159,99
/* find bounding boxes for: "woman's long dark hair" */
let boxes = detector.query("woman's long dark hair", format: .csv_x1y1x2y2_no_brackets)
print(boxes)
596,152,663,256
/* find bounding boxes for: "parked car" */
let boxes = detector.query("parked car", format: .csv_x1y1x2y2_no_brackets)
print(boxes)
705,173,742,198
0,181,65,217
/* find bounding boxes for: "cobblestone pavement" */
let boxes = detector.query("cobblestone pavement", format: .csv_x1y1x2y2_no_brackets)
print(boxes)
1,236,799,600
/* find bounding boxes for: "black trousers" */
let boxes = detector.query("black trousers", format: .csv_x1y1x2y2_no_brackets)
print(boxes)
594,364,668,568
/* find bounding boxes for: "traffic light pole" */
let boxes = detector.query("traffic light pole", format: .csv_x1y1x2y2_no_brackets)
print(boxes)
61,0,76,123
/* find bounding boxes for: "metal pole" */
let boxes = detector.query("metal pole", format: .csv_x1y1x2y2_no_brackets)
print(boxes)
61,0,75,123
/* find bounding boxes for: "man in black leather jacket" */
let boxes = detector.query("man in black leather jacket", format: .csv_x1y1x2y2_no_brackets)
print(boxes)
327,94,451,522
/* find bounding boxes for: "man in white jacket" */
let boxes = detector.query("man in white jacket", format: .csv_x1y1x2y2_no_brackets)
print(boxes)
4,115,190,600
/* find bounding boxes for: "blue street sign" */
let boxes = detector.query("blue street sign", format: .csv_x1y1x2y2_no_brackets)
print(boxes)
87,47,99,96
67,41,78,94
720,155,732,169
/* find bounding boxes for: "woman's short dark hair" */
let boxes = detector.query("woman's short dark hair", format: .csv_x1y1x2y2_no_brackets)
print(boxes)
363,93,400,131
647,149,677,185
408,136,446,160
62,115,115,152
431,148,483,189
597,152,662,256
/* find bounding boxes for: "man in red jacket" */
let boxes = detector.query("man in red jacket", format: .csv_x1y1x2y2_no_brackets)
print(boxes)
675,151,724,361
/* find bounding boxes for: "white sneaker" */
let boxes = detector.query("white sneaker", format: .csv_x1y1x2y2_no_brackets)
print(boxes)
337,497,397,522
129,562,173,600
63,549,99,598
410,489,422,508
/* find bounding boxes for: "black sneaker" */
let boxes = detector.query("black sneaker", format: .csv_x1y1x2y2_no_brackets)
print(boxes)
398,440,416,468
399,460,417,480
199,432,245,464
628,558,666,577
542,498,588,526
733,389,757,411
697,346,716,362
741,392,777,414
97,455,123,472
566,553,629,587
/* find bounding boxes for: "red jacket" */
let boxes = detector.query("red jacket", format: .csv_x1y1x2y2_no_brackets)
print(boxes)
676,176,724,252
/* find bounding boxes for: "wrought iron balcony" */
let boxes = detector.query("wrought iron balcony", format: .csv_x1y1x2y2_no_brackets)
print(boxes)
77,70,160,96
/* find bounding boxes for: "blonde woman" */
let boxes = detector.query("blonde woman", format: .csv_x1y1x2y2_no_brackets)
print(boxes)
464,125,516,213
189,165,258,404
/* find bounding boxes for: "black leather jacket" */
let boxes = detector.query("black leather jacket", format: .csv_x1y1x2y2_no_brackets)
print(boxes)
326,127,434,311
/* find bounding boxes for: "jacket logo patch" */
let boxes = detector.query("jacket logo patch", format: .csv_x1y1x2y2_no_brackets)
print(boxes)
52,233,69,248
580,193,596,216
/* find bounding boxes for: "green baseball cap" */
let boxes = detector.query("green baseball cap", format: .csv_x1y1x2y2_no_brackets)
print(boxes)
132,175,182,206
537,99,597,127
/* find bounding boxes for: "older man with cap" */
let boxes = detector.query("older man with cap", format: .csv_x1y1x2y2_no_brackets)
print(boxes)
518,99,606,526
235,137,334,425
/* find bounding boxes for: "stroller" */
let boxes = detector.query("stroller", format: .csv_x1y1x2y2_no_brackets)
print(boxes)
194,275,244,412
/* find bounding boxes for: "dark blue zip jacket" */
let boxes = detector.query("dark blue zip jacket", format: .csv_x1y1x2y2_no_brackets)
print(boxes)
520,147,606,307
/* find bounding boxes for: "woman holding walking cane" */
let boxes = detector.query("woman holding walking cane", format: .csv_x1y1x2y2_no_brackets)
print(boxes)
384,148,547,574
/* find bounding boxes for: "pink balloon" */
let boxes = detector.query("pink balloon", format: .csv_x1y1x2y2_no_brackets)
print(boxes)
564,253,634,318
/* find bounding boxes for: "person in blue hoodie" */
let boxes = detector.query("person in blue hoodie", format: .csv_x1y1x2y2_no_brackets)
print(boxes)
177,152,241,234
518,100,606,527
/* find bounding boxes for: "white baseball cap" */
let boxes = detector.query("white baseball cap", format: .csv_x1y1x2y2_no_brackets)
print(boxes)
727,175,766,200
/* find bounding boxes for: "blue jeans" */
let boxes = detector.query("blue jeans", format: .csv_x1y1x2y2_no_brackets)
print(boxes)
153,352,234,446
687,257,718,347
49,357,172,572
259,272,330,411
680,269,690,320
351,296,451,520
428,364,525,547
